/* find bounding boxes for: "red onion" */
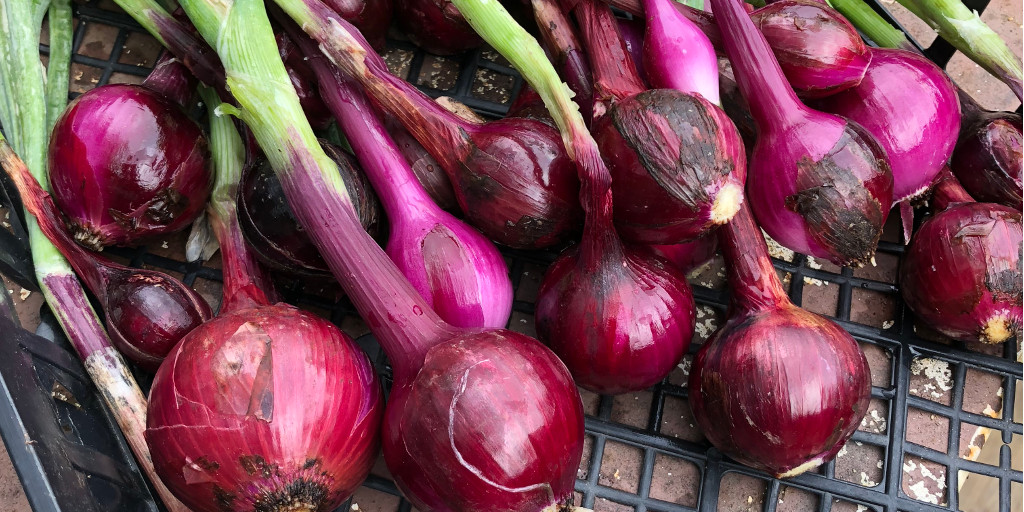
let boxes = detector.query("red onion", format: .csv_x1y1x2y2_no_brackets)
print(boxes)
237,141,385,277
712,0,893,266
689,204,871,477
291,28,514,329
146,86,384,512
394,0,483,55
899,169,1022,344
642,0,720,104
951,92,1023,210
649,235,719,273
385,120,460,212
815,49,961,204
321,0,393,50
276,32,333,130
299,10,584,249
48,82,212,250
198,1,588,509
616,17,648,83
531,0,595,122
572,0,746,245
0,152,211,372
506,84,555,123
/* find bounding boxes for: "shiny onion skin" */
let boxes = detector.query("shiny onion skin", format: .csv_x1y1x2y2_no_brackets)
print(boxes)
712,0,893,267
649,235,719,274
394,0,482,55
816,49,961,203
642,0,720,104
899,171,1022,344
951,95,1023,210
535,238,695,394
574,0,746,245
382,330,585,511
386,120,460,212
321,0,393,50
237,141,385,277
276,33,333,130
146,305,384,512
48,84,212,250
750,0,870,98
689,205,871,478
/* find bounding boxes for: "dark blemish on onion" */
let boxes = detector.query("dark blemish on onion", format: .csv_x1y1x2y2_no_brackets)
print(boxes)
251,477,330,512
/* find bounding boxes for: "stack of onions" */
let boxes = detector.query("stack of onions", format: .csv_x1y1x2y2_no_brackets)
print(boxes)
287,24,513,329
710,0,893,267
145,87,384,512
899,169,1022,344
47,56,212,250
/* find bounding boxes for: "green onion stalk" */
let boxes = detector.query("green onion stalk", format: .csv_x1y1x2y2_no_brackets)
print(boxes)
0,2,188,510
108,0,226,91
892,0,1022,101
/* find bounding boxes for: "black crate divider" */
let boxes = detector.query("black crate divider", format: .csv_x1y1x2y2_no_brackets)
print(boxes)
0,0,1020,511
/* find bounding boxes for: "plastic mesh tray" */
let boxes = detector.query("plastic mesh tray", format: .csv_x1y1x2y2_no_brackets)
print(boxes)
0,0,1021,511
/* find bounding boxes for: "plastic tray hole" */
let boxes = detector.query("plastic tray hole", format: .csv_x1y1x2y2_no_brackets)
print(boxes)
691,305,723,347
416,55,459,91
882,1,938,49
776,485,820,512
382,48,415,80
666,354,692,387
592,497,634,512
77,21,118,60
347,485,403,512
659,395,704,443
117,31,162,67
471,67,513,104
479,47,510,67
859,341,894,389
513,262,545,302
579,388,601,417
598,440,643,493
717,471,767,512
858,398,889,434
962,367,1006,419
947,46,1022,112
687,255,728,291
829,498,878,512
107,72,144,86
577,435,596,480
905,407,950,452
835,440,885,488
70,62,104,94
901,454,949,506
850,288,896,329
956,470,1001,512
648,454,699,507
852,251,899,283
909,356,956,406
957,421,1002,465
801,274,840,317
508,311,536,338
1014,379,1022,425
610,391,652,430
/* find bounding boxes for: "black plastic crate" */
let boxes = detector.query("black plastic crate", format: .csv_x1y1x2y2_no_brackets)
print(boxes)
0,1,1021,511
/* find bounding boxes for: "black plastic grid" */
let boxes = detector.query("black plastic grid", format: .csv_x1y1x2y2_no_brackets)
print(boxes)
0,1,1020,511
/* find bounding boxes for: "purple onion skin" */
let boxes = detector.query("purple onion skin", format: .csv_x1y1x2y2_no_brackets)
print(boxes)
532,0,595,123
146,304,384,512
385,121,460,212
506,84,554,124
237,142,385,277
394,0,482,55
642,0,720,104
535,242,695,394
815,49,961,203
321,0,394,50
951,111,1023,210
900,175,1022,344
689,205,871,478
617,17,648,83
712,0,893,266
750,0,870,98
382,330,584,511
276,33,333,130
48,84,212,250
649,235,719,274
593,90,747,244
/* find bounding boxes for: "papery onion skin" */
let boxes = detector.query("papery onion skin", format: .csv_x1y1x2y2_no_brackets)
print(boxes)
900,198,1022,344
394,0,482,55
535,242,695,394
146,304,383,512
382,330,584,512
386,121,461,212
751,0,871,98
689,304,872,477
321,0,393,50
816,49,961,203
48,84,212,250
594,89,747,245
951,113,1023,210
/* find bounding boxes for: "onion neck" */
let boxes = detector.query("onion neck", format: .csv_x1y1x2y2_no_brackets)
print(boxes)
709,0,808,131
931,166,976,212
141,52,196,108
571,0,646,110
532,0,594,120
290,27,436,216
720,204,791,314
273,0,472,174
